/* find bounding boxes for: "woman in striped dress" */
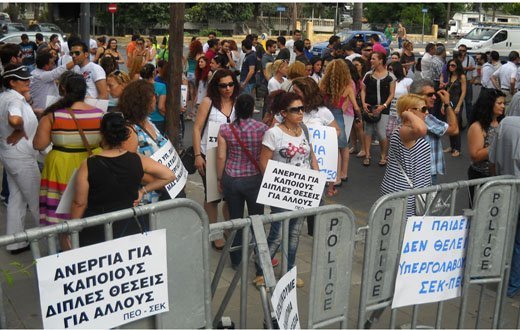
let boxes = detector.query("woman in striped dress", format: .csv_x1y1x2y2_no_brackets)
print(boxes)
380,94,431,217
34,72,104,225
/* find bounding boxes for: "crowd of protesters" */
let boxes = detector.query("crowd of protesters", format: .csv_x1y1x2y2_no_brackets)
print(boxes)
1,28,520,293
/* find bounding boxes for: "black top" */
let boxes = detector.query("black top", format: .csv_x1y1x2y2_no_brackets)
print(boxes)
84,152,144,217
363,70,396,115
240,51,257,84
276,48,290,61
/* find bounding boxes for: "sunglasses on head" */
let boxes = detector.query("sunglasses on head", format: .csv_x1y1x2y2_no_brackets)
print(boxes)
70,51,82,56
411,106,429,113
286,106,305,114
218,82,235,89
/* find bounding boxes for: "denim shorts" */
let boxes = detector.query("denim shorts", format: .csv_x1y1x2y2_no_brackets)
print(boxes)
330,108,348,148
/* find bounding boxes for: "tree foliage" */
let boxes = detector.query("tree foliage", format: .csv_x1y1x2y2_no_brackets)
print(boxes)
185,3,254,23
364,3,466,27
96,3,170,33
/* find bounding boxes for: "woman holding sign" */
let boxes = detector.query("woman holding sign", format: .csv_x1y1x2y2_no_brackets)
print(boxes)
380,94,431,217
193,69,238,250
118,80,182,203
71,112,174,247
254,90,319,288
217,94,268,269
34,72,104,226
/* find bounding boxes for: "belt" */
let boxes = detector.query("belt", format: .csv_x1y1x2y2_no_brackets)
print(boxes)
52,146,88,153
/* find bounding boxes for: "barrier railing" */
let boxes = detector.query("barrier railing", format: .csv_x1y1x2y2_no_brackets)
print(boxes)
357,176,520,329
208,205,357,329
0,199,212,329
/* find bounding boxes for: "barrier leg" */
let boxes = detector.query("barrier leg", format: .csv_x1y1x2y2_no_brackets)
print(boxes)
0,282,5,328
475,284,485,328
259,286,272,329
240,227,250,329
211,230,237,297
390,308,397,329
435,301,443,329
411,305,419,328
364,308,385,329
213,260,242,327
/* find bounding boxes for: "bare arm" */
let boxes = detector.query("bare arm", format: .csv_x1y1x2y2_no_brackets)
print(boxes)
193,97,212,175
216,134,227,192
399,111,427,144
467,122,488,163
33,114,53,150
157,94,167,115
436,90,459,136
455,75,467,112
95,79,109,100
241,65,256,87
70,161,89,219
259,145,274,174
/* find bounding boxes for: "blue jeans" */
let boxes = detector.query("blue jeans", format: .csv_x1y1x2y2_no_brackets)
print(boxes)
398,37,403,49
508,211,520,297
241,82,255,96
222,173,264,267
255,206,304,275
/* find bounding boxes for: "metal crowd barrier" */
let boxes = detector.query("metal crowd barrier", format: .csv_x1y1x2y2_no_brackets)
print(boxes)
357,176,520,329
0,198,212,329
208,204,357,329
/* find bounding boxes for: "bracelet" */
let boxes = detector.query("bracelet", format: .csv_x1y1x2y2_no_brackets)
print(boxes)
195,154,202,157
141,186,148,194
444,103,451,108
382,104,387,108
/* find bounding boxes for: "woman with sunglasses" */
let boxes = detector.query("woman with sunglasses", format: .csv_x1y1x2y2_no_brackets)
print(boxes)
467,89,505,199
193,69,238,250
266,59,288,94
34,72,104,230
105,38,125,66
70,112,174,247
254,90,319,288
380,94,431,217
441,58,466,157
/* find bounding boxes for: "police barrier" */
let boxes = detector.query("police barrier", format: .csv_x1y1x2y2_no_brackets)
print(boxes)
0,199,212,329
208,205,357,329
358,176,520,329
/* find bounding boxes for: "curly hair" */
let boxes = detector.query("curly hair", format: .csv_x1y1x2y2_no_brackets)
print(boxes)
472,89,505,131
206,69,240,110
286,61,306,80
320,59,352,106
189,40,203,60
117,80,155,125
290,77,324,112
268,90,303,115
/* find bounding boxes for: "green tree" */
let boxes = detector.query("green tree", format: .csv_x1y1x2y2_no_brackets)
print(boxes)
185,3,254,23
96,3,170,34
503,3,520,15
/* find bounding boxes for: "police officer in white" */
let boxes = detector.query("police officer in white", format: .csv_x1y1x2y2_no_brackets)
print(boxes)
0,65,40,254
70,41,108,100
491,51,519,107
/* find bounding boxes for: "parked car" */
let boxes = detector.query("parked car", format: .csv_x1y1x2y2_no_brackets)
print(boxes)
455,24,520,60
28,23,66,41
1,22,26,34
311,30,390,58
0,31,65,47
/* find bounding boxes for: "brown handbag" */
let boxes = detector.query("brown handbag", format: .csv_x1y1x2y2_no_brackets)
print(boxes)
66,108,92,156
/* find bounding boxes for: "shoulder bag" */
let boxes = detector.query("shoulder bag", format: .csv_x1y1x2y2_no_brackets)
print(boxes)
66,108,92,156
395,158,427,215
229,123,261,173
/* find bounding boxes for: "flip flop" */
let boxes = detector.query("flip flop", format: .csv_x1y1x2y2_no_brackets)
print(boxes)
378,159,387,166
363,158,371,166
356,151,367,158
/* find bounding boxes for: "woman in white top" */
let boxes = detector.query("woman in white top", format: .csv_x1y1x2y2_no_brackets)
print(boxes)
266,59,288,93
386,61,413,137
193,69,238,250
254,90,319,289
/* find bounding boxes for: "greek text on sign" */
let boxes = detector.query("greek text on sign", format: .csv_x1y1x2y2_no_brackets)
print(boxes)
257,160,326,211
206,121,221,150
271,266,301,330
307,125,338,182
151,140,187,198
36,230,169,329
392,216,468,308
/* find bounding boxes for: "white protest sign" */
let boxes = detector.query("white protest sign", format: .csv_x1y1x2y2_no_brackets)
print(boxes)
56,169,77,214
150,140,187,199
271,266,301,330
206,121,221,150
37,229,169,329
307,125,338,182
343,114,354,143
181,85,188,108
392,216,468,309
257,160,326,211
205,148,223,202
46,95,60,108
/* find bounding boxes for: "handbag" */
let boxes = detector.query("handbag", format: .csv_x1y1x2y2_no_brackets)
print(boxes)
66,108,92,156
362,104,382,123
229,123,261,172
395,158,427,215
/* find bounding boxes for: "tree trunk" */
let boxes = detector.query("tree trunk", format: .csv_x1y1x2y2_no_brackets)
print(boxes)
353,2,363,31
166,3,184,151
445,2,451,42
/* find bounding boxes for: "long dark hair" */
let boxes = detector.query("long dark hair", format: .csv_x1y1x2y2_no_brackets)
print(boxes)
233,94,255,126
44,72,87,115
206,69,239,110
290,77,324,112
447,58,464,78
472,89,505,131
388,61,405,82
268,90,303,115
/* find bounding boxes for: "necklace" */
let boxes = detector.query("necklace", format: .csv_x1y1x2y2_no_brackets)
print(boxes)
283,122,299,136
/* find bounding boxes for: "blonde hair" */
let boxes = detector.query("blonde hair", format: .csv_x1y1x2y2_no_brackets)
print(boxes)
320,59,352,106
266,59,286,79
396,94,427,117
286,61,306,80
107,70,131,85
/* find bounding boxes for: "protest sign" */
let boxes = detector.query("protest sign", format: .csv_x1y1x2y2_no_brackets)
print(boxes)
307,125,338,182
45,95,60,108
343,114,354,143
151,140,188,199
37,229,169,329
181,85,188,108
257,160,326,211
206,121,220,150
392,216,468,309
204,121,223,202
56,170,77,214
271,266,301,330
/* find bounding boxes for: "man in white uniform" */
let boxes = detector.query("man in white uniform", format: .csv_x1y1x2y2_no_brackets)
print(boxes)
491,50,519,108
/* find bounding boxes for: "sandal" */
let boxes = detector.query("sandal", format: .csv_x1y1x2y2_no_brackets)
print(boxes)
327,187,338,197
349,147,358,154
378,159,387,166
451,150,460,157
356,151,367,158
363,158,371,166
212,239,225,251
341,177,348,183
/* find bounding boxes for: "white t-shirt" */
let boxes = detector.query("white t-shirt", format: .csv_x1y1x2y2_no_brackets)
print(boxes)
0,89,38,159
74,61,106,99
390,78,413,117
285,39,296,64
481,62,498,89
262,125,311,169
492,61,517,90
275,106,335,127
268,77,286,93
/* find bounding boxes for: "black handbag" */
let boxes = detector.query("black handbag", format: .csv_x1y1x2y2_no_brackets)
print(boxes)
362,105,382,123
180,147,197,174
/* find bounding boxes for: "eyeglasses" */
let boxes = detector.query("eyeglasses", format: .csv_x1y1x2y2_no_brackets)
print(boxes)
70,51,82,57
218,82,235,89
286,106,305,114
411,106,429,113
458,49,466,53
425,92,436,98
363,48,373,52
449,64,457,67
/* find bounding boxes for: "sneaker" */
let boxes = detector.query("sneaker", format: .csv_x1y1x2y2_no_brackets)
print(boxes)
271,258,279,268
296,277,304,288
